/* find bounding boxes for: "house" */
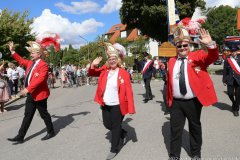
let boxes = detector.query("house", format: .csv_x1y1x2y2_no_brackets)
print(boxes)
104,24,160,57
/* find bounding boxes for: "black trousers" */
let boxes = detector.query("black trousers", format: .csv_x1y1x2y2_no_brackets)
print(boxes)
13,79,19,95
18,94,54,138
144,78,152,99
170,98,202,158
227,80,240,111
102,105,124,153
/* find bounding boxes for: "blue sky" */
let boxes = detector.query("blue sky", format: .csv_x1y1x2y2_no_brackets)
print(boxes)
0,0,239,48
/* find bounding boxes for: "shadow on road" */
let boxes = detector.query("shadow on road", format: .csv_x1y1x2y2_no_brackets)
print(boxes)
105,117,138,145
24,111,90,141
5,103,25,111
212,102,232,112
162,121,191,157
137,93,145,99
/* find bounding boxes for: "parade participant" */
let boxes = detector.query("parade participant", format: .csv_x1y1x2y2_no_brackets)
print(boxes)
141,52,154,103
88,42,135,160
167,27,218,159
7,41,55,144
222,45,240,117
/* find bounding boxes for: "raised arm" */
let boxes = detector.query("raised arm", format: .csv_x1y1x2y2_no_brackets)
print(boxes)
88,57,105,77
8,41,30,67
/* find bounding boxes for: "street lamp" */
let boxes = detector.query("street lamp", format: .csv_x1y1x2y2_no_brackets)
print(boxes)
79,35,90,60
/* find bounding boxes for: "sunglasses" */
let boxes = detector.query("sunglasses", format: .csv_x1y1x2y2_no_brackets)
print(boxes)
176,44,189,48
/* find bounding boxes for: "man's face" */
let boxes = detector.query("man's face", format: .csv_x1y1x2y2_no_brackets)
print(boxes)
30,52,41,61
176,41,190,58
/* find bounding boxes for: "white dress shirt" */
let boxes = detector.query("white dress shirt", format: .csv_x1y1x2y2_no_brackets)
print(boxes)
103,68,120,105
27,59,41,85
172,56,195,99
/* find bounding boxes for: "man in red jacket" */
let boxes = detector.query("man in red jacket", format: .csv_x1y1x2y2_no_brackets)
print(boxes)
7,41,55,144
167,27,218,160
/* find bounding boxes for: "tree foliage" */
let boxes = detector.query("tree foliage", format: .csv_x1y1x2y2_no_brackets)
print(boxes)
0,9,35,60
120,0,206,42
203,5,239,46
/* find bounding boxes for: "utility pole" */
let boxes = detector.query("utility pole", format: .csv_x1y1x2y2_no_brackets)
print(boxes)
79,35,89,60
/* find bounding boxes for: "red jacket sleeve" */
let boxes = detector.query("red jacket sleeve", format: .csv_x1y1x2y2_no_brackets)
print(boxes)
88,65,108,77
12,52,31,67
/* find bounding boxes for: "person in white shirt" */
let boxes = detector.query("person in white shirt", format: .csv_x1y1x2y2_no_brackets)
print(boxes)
167,27,218,160
17,65,25,90
89,43,135,160
7,63,19,97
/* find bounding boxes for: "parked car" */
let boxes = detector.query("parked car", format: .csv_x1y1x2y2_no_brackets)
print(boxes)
214,59,223,65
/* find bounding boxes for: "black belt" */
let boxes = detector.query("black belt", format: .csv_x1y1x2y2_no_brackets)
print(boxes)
173,97,197,101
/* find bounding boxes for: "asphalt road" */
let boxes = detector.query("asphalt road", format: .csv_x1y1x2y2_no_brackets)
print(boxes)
0,73,239,160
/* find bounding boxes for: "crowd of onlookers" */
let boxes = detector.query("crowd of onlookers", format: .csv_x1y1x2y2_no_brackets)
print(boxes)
0,62,26,113
48,63,98,89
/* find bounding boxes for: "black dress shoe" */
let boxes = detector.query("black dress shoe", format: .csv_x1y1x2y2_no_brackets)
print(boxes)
192,155,201,160
41,133,55,141
164,111,170,115
233,111,239,117
143,99,149,103
120,129,128,145
7,136,24,143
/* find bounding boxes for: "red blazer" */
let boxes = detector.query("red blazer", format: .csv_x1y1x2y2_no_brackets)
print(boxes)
12,53,50,101
89,66,135,116
167,48,219,107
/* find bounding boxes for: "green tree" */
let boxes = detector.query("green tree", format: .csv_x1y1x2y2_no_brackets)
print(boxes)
62,45,79,64
0,9,35,60
203,5,238,46
115,37,129,47
120,0,206,42
130,36,148,57
43,46,63,66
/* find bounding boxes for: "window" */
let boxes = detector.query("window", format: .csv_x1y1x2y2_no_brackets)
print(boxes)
121,31,127,38
137,30,141,36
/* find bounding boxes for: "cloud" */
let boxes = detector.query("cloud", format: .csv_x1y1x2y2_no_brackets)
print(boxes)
55,1,100,14
30,9,104,47
100,0,122,13
55,0,122,14
205,0,240,8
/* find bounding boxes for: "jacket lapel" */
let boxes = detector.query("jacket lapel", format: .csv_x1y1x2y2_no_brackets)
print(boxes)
169,57,177,82
29,60,41,82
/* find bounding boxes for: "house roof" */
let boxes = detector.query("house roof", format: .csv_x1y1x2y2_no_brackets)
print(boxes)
108,24,126,33
106,23,139,43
